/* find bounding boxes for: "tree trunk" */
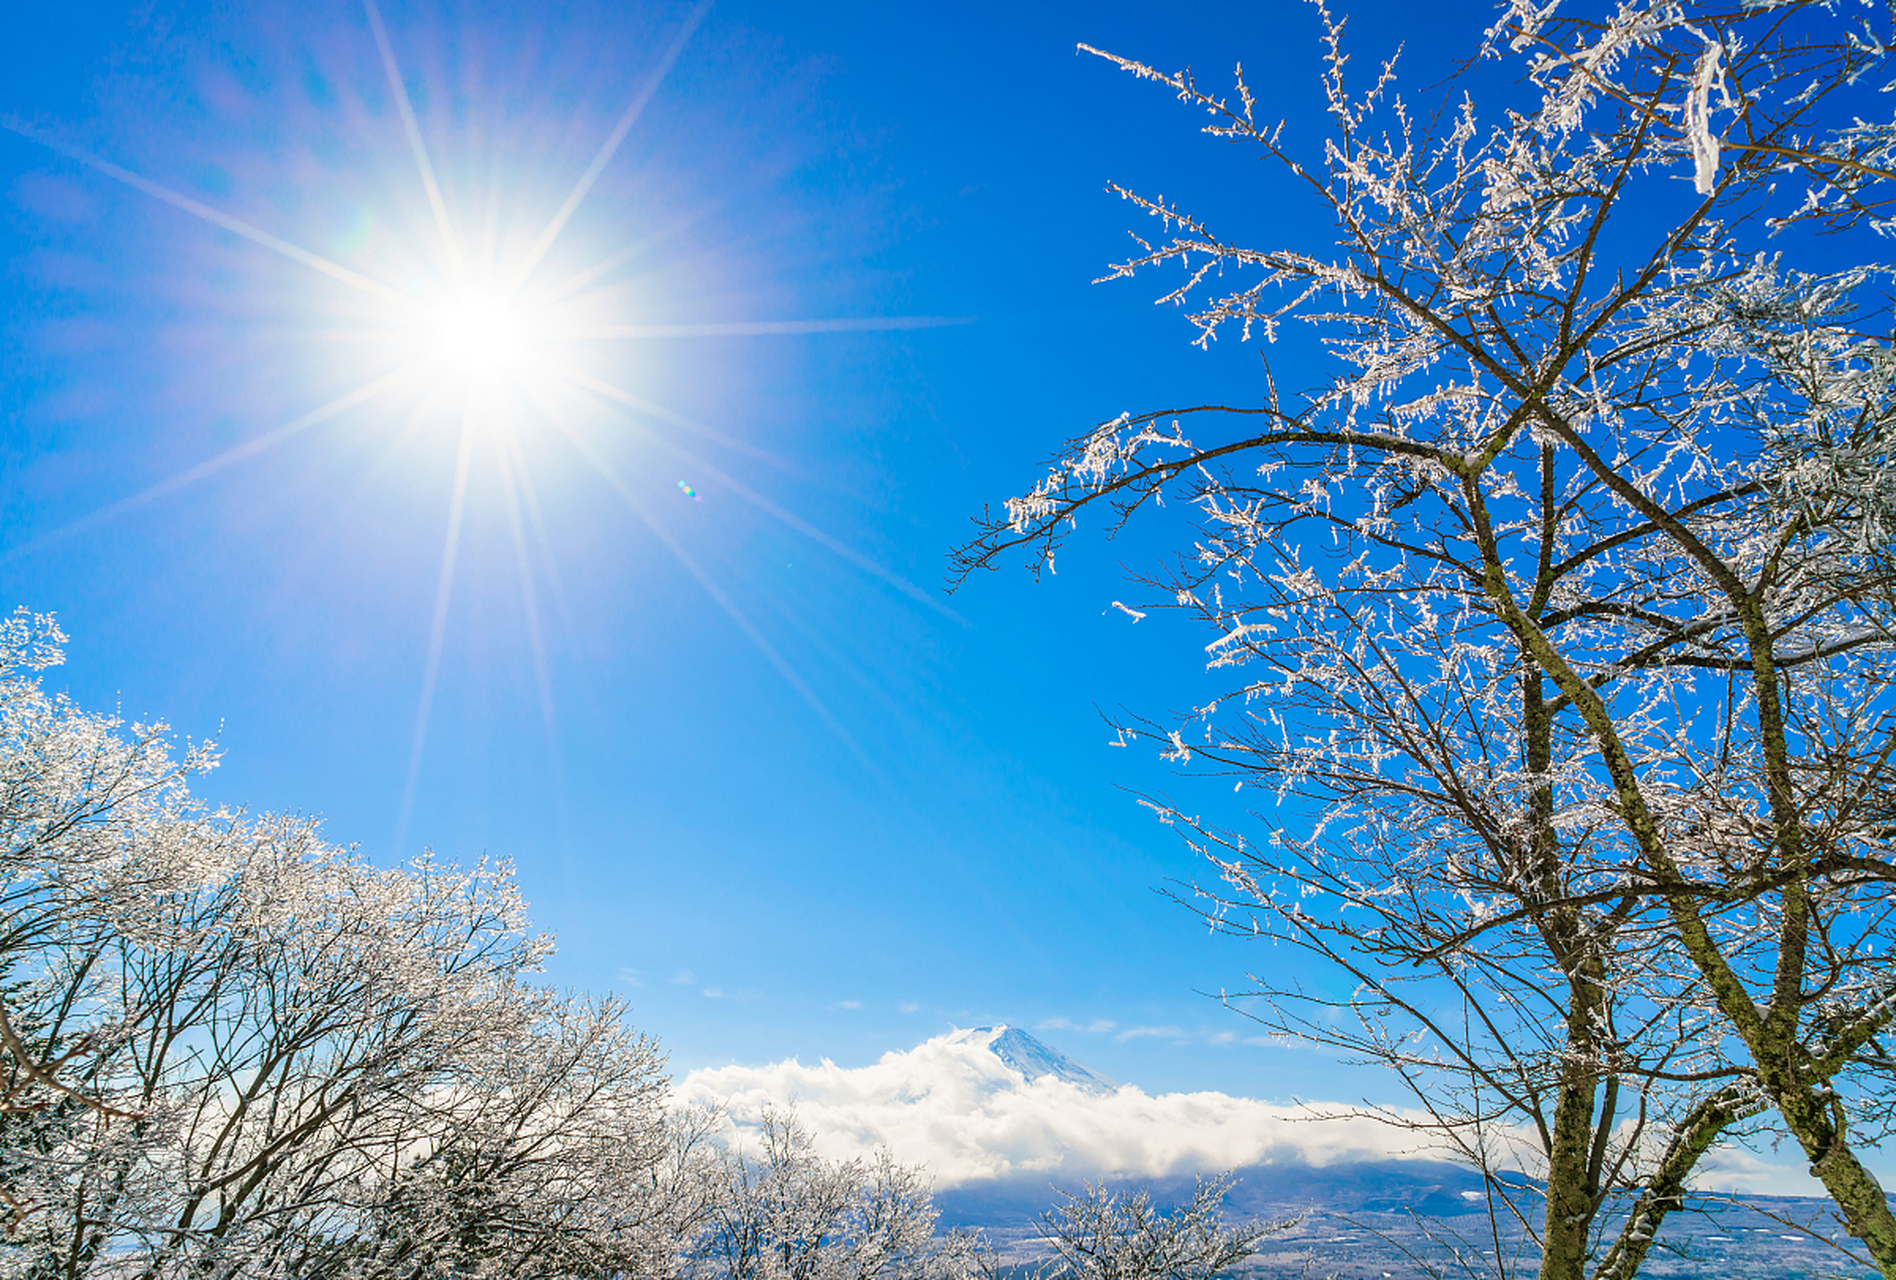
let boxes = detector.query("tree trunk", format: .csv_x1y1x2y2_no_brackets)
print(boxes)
1775,1082,1896,1275
1526,668,1603,1280
1591,1086,1747,1280
1540,1010,1601,1280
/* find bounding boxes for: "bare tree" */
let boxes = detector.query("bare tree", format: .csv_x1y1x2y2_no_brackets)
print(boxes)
956,3,1896,1277
304,1005,717,1280
690,1110,967,1280
1022,1174,1287,1280
5,824,694,1280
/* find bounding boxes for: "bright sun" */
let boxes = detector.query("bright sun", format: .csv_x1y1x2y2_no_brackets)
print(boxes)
427,294,533,377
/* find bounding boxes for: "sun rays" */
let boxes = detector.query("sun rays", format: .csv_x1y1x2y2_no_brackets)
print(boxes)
4,0,963,851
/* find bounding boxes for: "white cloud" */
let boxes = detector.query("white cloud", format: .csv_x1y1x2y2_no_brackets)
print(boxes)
840,1000,862,1010
671,968,696,985
898,1001,921,1014
1114,1025,1184,1043
1693,1144,1825,1197
616,967,643,987
1038,1017,1117,1034
679,1028,1447,1185
703,987,724,999
1203,1030,1284,1048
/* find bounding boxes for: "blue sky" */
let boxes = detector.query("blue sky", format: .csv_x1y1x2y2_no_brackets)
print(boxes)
0,0,1477,1102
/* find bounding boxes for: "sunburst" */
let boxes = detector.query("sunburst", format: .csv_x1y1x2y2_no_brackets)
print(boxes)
4,0,963,851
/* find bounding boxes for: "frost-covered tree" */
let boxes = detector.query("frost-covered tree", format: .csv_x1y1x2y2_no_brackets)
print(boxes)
293,1001,714,1280
957,3,1896,1277
0,606,226,1234
690,1111,965,1280
1017,1175,1284,1280
0,613,696,1280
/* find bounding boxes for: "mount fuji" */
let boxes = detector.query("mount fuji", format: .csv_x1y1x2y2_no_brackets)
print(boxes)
942,1025,1119,1095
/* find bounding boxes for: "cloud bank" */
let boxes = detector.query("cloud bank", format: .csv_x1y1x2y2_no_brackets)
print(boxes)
677,1028,1825,1197
678,1028,1439,1186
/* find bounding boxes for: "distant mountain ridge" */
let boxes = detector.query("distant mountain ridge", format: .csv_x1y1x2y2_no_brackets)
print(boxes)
933,1158,1493,1225
935,1164,1849,1279
945,1025,1119,1095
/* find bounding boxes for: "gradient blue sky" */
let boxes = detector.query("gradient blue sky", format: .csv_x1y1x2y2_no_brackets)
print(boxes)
1,0,1481,1101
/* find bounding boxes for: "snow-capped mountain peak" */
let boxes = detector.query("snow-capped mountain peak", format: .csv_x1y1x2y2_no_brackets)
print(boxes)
944,1025,1119,1095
